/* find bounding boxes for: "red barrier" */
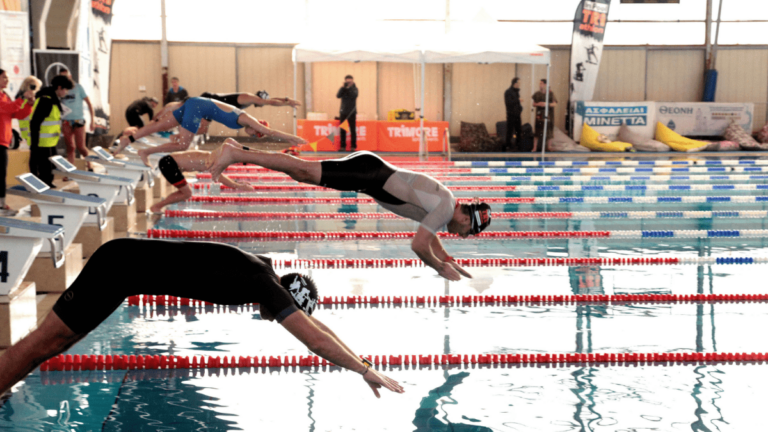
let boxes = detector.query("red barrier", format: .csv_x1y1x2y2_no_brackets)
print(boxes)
192,183,520,192
186,196,533,204
146,229,608,240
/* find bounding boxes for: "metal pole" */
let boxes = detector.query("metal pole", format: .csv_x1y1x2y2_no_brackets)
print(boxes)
705,0,712,69
420,59,427,158
711,0,724,70
160,0,168,100
541,64,551,159
293,58,298,135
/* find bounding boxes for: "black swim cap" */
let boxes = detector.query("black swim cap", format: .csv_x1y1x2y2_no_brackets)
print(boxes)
468,202,492,235
280,273,319,315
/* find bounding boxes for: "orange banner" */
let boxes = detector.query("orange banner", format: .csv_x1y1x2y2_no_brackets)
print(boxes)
297,120,378,151
376,121,448,152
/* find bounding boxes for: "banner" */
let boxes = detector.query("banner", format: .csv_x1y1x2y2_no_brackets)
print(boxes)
656,103,754,137
297,120,377,151
88,0,114,133
574,101,655,142
569,0,612,132
0,11,30,97
377,121,448,152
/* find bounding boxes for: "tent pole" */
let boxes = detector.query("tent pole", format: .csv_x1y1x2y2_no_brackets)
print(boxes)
293,56,298,135
420,60,427,159
541,64,551,160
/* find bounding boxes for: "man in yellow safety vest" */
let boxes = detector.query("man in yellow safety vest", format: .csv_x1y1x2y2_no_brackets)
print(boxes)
29,75,73,187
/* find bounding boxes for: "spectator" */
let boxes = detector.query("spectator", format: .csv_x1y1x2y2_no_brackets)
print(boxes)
504,77,523,151
0,69,35,215
125,96,159,128
59,68,95,166
336,75,358,152
532,79,557,153
164,77,189,105
29,75,73,188
15,76,42,146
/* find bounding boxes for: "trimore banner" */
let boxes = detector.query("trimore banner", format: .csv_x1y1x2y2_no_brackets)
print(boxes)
574,101,656,142
569,0,611,132
655,102,754,137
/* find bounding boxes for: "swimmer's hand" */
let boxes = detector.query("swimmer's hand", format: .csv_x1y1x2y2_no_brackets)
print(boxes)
448,261,473,279
438,262,462,281
290,136,308,145
363,368,405,398
234,182,254,192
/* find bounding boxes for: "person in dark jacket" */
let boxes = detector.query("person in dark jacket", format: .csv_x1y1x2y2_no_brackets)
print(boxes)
504,77,523,151
163,77,189,105
125,97,159,128
29,75,73,187
336,75,358,152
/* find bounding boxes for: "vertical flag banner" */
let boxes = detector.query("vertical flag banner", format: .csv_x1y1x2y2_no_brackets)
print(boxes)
569,0,611,131
0,10,31,97
89,0,114,133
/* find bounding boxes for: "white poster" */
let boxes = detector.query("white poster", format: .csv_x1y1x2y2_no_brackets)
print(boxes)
569,0,611,129
656,102,754,137
0,11,31,97
574,101,656,142
87,0,114,133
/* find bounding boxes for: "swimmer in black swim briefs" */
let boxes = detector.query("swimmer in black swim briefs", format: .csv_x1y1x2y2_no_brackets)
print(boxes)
0,239,405,398
151,148,254,213
199,140,492,281
200,91,301,110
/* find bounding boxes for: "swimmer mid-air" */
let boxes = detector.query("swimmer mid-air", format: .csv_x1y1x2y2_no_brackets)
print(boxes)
111,97,307,166
200,91,301,110
201,142,491,281
0,239,405,398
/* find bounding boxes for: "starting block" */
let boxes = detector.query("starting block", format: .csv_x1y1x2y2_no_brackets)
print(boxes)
0,217,65,347
7,173,108,251
87,146,154,203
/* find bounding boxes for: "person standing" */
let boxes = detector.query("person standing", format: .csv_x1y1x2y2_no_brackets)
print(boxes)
164,77,189,105
29,75,73,188
504,77,523,151
15,76,42,147
336,75,358,152
0,69,35,215
58,68,95,165
125,96,159,128
532,79,557,153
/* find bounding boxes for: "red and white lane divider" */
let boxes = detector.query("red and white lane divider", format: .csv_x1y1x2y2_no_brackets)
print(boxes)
163,209,767,221
127,293,768,308
38,351,768,372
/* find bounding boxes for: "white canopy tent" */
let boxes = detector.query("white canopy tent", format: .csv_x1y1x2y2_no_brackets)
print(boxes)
292,36,552,156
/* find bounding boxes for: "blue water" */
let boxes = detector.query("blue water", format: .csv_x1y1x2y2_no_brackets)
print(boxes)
2,156,767,431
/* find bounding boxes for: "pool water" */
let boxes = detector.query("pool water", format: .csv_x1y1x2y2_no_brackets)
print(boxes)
2,156,767,431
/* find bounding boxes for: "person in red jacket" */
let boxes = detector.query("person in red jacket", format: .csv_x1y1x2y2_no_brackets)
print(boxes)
0,68,35,215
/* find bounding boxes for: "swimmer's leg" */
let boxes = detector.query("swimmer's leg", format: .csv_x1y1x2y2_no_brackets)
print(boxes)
149,184,192,213
113,114,180,155
0,311,83,395
207,140,321,184
150,153,198,212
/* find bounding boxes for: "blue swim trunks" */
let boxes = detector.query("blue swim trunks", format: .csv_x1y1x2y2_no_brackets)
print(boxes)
172,97,244,134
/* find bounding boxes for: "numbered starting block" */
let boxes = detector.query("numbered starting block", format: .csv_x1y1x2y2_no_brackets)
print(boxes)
87,146,154,198
7,173,106,292
50,156,130,257
0,217,65,347
120,145,168,211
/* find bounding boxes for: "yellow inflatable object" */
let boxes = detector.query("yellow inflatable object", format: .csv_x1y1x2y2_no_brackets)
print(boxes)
579,124,633,152
654,122,709,152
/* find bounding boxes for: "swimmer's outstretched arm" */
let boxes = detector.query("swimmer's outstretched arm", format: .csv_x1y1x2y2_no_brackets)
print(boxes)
238,93,301,108
411,227,463,281
281,311,404,397
218,174,254,192
237,113,307,145
430,235,472,279
113,113,182,155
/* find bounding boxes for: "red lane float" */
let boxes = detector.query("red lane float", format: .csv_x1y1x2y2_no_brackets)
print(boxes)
126,293,768,308
195,174,496,183
196,169,475,179
164,210,575,220
146,229,609,240
192,183,520,192
38,351,768,372
187,196,533,204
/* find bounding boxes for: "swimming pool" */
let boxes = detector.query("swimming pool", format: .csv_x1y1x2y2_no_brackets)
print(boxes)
2,156,766,431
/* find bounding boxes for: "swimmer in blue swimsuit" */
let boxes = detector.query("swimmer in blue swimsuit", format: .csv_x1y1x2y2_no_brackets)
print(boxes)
112,97,307,166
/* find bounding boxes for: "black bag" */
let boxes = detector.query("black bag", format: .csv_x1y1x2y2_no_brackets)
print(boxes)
517,123,534,152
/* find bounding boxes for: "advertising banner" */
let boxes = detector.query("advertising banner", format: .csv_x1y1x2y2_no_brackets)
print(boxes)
569,0,612,114
574,101,655,142
88,0,114,133
656,102,754,136
377,121,448,152
0,11,30,97
297,120,378,151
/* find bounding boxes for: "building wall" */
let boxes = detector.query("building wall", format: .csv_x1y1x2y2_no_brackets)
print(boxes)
110,41,768,138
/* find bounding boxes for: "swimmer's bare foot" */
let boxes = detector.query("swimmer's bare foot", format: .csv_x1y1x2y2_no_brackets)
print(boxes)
138,148,152,167
149,203,163,214
112,136,130,155
206,143,237,182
